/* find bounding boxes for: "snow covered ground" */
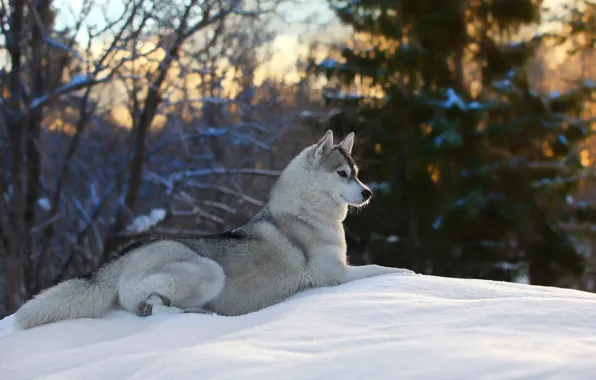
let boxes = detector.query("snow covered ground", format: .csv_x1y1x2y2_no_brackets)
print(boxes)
1,274,596,380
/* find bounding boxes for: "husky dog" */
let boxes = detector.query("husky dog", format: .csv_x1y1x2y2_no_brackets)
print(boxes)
14,130,414,330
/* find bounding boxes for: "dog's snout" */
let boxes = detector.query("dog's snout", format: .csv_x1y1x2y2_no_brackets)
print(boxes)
361,189,372,200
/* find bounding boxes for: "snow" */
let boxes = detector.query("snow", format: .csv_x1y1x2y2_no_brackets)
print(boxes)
495,262,519,271
126,208,167,233
200,127,228,137
3,275,596,379
68,74,89,87
318,58,340,69
323,91,363,100
442,88,467,109
550,80,595,101
514,274,530,284
43,37,84,61
467,101,482,109
37,198,51,211
330,0,361,13
434,130,462,147
551,90,561,99
298,110,312,119
30,74,95,109
440,89,486,111
493,78,512,90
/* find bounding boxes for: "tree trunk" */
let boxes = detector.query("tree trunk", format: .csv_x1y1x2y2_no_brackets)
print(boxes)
3,247,25,315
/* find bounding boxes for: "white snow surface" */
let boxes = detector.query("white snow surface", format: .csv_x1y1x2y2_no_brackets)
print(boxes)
2,275,596,379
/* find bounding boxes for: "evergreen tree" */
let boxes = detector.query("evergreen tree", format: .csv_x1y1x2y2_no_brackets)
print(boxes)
308,0,594,286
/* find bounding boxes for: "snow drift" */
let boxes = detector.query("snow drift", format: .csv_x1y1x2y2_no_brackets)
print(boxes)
1,274,596,379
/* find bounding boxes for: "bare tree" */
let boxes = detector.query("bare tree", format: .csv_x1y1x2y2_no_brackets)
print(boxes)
0,0,300,316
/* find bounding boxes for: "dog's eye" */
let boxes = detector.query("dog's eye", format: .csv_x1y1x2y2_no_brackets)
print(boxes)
337,170,347,178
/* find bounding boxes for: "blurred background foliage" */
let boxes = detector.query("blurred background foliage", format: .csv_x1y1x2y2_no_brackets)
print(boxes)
3,0,596,316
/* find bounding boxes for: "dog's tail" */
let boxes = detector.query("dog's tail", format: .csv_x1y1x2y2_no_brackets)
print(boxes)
14,261,123,330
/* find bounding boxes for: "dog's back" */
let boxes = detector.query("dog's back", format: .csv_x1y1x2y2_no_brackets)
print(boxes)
171,207,336,315
14,131,413,330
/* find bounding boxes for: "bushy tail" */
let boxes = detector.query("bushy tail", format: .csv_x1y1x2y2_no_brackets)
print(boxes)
14,266,120,330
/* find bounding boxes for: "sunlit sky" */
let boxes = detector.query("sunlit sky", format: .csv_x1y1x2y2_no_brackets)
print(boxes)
53,0,336,79
53,0,572,79
50,0,575,127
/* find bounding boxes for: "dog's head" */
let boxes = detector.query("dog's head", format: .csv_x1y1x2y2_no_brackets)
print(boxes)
307,130,372,207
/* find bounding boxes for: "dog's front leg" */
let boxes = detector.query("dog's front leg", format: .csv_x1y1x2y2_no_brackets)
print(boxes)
343,264,415,283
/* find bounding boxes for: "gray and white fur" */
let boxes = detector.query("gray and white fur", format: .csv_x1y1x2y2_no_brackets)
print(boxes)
14,130,414,330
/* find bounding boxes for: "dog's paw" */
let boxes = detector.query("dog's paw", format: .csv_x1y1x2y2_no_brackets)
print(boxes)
135,302,153,317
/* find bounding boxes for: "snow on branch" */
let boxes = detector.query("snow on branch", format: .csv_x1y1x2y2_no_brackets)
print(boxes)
126,209,167,234
318,59,344,70
169,168,281,182
29,74,109,110
330,0,362,12
43,36,84,61
37,198,51,211
323,91,363,101
550,79,596,100
442,88,466,109
439,88,489,111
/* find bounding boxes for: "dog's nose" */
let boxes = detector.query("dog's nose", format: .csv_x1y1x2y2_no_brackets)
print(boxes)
361,189,372,200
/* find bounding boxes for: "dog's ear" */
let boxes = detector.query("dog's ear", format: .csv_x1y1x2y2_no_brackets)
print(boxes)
338,132,354,154
314,130,334,159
